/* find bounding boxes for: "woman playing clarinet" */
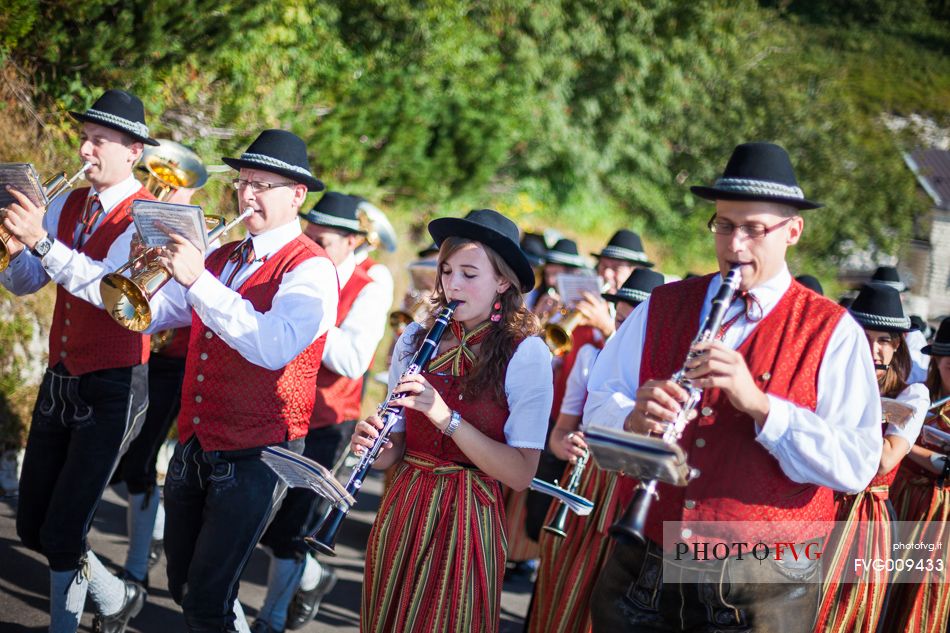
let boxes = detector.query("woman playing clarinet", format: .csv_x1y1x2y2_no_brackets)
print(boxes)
351,209,553,633
884,316,950,633
815,283,928,632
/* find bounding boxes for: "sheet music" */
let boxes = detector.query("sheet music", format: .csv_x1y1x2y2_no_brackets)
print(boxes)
556,271,603,305
131,200,208,251
260,446,355,507
0,163,47,208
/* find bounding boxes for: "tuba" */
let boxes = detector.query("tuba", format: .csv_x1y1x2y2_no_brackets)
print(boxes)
0,162,91,272
136,140,208,201
100,208,253,332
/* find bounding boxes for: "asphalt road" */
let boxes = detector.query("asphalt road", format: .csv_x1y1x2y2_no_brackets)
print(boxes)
0,471,534,632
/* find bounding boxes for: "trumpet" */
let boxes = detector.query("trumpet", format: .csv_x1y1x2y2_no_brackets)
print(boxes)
136,140,208,201
543,308,585,356
0,162,91,271
306,300,460,556
543,448,590,538
100,208,253,332
609,264,741,544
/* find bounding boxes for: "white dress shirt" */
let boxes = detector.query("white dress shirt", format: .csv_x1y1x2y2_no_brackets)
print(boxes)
354,249,394,314
905,328,931,385
390,322,553,449
0,175,141,307
322,252,391,379
583,264,883,494
886,382,930,446
560,343,600,417
145,219,338,371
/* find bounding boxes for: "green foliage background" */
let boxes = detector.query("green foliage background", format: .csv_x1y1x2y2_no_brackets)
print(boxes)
0,0,948,443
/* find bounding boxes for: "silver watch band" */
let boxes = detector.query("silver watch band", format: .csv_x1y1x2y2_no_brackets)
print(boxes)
444,410,462,437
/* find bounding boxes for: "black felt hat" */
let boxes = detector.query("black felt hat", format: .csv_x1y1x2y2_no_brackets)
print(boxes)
428,208,535,292
222,129,324,192
521,232,548,268
795,274,824,296
299,191,366,234
545,238,589,269
870,266,906,292
417,242,440,258
592,229,654,267
922,318,950,357
69,89,159,146
691,142,821,210
849,283,912,333
602,268,665,306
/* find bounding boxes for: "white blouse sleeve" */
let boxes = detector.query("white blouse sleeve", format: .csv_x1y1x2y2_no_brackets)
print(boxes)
389,323,422,433
560,344,599,417
885,382,930,446
503,336,554,449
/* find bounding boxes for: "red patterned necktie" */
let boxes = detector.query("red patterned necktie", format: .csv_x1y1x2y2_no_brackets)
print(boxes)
76,194,101,247
717,290,763,339
224,239,255,287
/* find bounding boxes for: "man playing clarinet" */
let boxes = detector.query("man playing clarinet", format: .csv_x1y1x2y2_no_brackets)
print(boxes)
583,142,882,632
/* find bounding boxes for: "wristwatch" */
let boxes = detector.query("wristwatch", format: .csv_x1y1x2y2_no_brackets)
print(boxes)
443,410,462,437
31,234,54,258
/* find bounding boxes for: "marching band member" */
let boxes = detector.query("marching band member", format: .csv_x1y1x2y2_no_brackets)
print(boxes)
871,265,930,384
814,283,927,632
253,192,390,633
1,89,157,633
583,143,881,633
527,268,664,633
352,209,553,633
884,317,950,633
140,129,338,632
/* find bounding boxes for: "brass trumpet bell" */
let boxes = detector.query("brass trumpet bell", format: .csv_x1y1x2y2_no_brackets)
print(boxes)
356,202,397,253
137,140,208,201
543,308,584,356
101,215,228,332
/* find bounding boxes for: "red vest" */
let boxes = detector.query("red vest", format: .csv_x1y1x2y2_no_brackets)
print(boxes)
550,325,603,421
356,255,376,274
155,326,191,359
49,186,153,375
640,275,844,547
310,265,374,428
177,235,332,451
406,371,509,465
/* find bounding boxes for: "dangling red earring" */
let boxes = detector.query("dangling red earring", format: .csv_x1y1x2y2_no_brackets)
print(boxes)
490,300,503,322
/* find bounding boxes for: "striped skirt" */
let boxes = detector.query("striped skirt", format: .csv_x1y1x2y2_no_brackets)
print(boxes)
882,470,950,633
814,486,892,633
361,451,507,633
527,462,631,633
503,486,540,562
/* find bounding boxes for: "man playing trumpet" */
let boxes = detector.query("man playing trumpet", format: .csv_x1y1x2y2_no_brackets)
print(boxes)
0,89,158,633
136,129,338,633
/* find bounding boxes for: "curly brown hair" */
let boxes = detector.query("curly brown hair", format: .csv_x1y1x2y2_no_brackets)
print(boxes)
408,237,541,404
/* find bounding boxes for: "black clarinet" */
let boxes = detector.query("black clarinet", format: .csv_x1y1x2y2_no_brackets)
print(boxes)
306,300,460,555
609,265,741,544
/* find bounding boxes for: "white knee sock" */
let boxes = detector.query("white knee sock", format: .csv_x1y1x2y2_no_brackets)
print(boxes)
257,556,305,630
86,551,126,616
232,599,251,633
152,500,165,541
125,491,160,582
49,568,88,633
299,554,322,592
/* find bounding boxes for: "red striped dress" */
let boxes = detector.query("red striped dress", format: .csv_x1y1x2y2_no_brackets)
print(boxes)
361,372,510,633
527,463,635,633
882,410,950,633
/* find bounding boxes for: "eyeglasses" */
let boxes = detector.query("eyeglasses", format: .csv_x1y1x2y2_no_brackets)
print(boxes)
230,179,297,192
707,215,795,239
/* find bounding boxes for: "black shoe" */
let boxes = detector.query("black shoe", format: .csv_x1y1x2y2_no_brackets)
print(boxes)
118,568,149,593
91,579,146,633
147,538,164,570
250,620,283,633
285,566,337,630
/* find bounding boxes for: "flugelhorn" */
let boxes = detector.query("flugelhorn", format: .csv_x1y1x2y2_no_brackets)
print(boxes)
543,308,585,356
543,448,590,538
0,162,91,271
100,208,253,331
609,264,741,544
136,140,208,201
306,300,460,556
